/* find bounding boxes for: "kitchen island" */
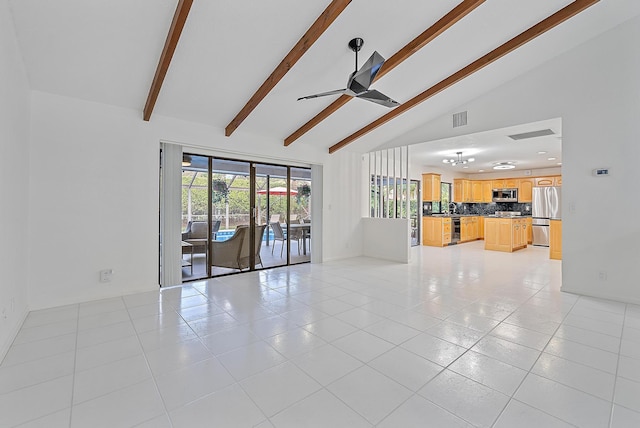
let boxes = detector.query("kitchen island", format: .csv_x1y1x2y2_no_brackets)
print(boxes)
484,217,528,252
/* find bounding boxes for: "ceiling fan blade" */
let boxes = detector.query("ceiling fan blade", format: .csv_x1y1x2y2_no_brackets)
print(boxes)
348,51,385,94
297,88,349,101
356,89,400,107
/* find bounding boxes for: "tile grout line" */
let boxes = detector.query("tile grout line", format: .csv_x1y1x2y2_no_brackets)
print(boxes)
490,292,581,428
608,303,627,428
66,304,80,428
123,294,177,427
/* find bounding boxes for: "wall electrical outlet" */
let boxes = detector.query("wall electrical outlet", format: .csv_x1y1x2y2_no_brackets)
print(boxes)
99,269,114,283
598,271,607,281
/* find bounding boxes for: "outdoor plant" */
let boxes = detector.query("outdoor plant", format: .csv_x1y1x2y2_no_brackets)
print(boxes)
211,179,229,204
297,183,311,201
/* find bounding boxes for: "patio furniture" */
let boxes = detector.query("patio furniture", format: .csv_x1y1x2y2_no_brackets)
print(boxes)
287,222,311,255
210,227,246,270
235,224,267,269
210,224,267,270
181,241,193,274
270,222,287,257
182,220,221,254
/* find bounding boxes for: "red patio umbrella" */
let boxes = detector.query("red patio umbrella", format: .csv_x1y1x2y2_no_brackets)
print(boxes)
257,187,298,196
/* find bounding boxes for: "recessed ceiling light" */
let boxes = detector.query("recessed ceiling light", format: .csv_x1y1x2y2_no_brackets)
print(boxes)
548,157,556,161
537,151,547,155
557,162,562,165
463,166,469,169
478,169,485,172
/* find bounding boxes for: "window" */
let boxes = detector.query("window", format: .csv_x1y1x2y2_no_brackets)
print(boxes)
441,182,451,212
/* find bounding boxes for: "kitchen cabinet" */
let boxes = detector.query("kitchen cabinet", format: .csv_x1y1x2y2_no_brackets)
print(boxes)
535,177,555,187
505,179,518,188
554,176,562,186
526,217,532,244
518,179,533,202
479,216,485,239
453,179,471,202
422,173,441,201
461,217,470,242
492,179,505,189
513,218,527,249
460,216,480,242
423,217,451,247
484,217,527,252
471,217,479,240
482,181,493,203
550,219,562,259
471,181,483,203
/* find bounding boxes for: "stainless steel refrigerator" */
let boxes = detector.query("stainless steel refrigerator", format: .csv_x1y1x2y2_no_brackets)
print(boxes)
532,186,561,247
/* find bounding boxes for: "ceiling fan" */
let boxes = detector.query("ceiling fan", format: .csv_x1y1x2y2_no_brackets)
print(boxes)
297,38,400,108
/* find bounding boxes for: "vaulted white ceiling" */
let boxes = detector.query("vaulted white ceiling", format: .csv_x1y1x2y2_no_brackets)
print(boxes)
7,0,640,157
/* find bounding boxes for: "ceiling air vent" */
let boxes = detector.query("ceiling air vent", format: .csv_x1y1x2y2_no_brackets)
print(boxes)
453,111,467,128
507,129,555,140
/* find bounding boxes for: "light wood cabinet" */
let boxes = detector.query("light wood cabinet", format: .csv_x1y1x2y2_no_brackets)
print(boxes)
505,179,518,188
423,217,451,247
422,173,441,201
535,177,555,187
550,219,562,260
453,179,471,202
554,176,562,186
469,217,479,241
482,181,493,203
526,217,532,244
485,217,527,252
492,179,505,189
479,216,485,239
460,216,480,242
461,217,470,242
518,179,533,202
471,181,483,203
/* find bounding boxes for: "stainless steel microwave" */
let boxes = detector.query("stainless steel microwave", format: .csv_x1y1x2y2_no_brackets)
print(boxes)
492,188,518,202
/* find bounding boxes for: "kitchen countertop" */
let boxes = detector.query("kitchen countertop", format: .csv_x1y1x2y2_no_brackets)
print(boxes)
430,214,531,218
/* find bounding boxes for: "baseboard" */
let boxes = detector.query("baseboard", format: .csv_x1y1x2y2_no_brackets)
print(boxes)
560,285,640,306
0,306,29,365
28,284,160,311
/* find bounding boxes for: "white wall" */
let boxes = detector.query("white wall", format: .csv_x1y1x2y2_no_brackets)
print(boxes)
26,90,361,309
321,151,364,261
0,0,31,357
385,15,640,304
362,218,410,263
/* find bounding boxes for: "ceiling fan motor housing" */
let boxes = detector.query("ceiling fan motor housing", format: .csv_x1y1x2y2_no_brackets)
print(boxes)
348,37,364,52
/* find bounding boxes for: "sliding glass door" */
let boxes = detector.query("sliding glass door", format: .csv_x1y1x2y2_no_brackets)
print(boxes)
178,153,311,282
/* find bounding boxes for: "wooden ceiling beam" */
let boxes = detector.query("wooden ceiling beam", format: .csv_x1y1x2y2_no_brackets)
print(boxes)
284,0,485,147
329,0,599,154
225,0,352,137
143,0,193,121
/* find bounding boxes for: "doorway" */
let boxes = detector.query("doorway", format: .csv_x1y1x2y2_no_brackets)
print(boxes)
178,153,312,282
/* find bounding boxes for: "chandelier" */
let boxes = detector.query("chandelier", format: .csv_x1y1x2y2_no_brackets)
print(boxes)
442,151,475,166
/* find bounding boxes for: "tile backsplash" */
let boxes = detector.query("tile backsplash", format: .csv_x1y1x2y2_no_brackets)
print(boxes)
429,202,532,216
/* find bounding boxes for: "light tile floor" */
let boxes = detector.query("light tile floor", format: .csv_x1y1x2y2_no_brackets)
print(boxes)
2,242,640,427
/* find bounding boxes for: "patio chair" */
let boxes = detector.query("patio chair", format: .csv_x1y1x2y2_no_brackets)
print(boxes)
182,221,208,254
270,222,286,257
211,220,221,240
235,224,267,269
209,226,246,270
